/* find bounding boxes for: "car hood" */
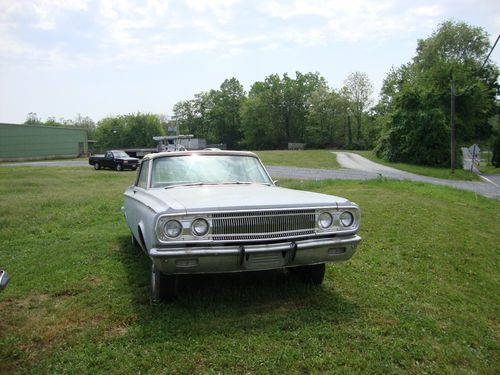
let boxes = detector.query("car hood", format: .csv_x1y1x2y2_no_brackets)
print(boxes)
120,157,139,162
146,184,350,214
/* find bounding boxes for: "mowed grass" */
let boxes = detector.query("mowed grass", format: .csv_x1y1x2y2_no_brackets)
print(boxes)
0,167,499,374
351,150,480,181
255,149,340,170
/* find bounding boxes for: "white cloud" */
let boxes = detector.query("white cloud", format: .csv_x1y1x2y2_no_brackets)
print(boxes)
259,0,446,43
0,0,90,29
185,0,240,23
1,0,494,71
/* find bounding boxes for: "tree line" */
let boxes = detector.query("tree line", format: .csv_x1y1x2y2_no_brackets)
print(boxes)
24,21,500,167
171,71,374,150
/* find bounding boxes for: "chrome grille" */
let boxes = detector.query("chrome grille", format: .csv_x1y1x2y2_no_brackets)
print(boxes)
211,210,316,241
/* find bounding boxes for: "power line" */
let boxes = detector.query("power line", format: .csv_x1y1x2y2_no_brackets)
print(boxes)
480,34,500,71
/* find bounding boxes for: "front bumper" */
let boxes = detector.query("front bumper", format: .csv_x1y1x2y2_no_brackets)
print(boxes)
150,235,361,274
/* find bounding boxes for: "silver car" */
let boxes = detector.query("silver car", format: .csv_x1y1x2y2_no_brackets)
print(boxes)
122,150,361,301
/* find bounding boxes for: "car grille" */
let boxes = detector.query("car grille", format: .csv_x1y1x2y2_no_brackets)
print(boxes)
211,209,316,241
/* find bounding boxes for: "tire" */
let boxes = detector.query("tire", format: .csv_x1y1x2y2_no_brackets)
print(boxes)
131,232,139,248
290,263,326,285
150,263,178,303
94,162,100,170
116,164,123,171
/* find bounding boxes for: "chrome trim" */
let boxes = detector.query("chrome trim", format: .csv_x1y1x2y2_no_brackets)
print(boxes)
150,235,361,258
211,209,316,241
154,205,360,245
149,235,362,274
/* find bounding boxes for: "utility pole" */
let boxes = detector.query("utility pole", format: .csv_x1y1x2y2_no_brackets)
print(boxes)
346,108,353,147
450,81,456,173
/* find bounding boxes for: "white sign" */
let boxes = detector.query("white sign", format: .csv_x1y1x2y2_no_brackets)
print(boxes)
468,144,480,160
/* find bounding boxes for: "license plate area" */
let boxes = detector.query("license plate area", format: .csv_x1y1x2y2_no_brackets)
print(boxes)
243,251,288,270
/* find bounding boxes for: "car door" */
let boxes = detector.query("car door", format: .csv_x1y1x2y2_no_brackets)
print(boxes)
124,159,150,247
103,151,114,168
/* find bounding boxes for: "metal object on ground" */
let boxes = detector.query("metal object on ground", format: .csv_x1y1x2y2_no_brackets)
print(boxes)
0,269,10,292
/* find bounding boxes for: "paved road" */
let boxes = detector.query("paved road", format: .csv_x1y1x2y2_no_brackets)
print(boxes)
3,154,499,199
267,152,500,200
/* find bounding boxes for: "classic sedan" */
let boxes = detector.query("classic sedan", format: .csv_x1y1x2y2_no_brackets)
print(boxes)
122,150,361,301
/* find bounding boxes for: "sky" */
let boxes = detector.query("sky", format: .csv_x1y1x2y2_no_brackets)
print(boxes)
0,0,499,124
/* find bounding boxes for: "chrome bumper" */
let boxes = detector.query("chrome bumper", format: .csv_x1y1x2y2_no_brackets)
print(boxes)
150,235,361,274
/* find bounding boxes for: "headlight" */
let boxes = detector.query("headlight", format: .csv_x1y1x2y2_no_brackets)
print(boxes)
318,212,333,229
163,219,182,238
191,218,209,236
340,211,354,227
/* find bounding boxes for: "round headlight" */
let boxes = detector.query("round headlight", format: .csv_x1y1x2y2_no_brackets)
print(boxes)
340,211,354,227
164,220,182,238
192,218,209,236
318,212,333,229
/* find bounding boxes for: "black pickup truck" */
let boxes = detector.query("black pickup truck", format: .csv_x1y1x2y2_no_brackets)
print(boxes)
89,150,139,171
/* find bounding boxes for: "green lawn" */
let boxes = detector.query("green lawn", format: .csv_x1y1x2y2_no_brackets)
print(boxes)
478,151,500,174
0,168,499,374
351,150,481,181
255,149,340,170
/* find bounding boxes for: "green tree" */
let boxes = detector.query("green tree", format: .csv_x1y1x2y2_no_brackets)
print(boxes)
44,117,64,127
94,113,164,151
215,78,246,148
241,72,327,149
375,20,499,166
305,86,349,148
172,100,196,135
24,112,42,125
171,78,245,148
342,71,374,147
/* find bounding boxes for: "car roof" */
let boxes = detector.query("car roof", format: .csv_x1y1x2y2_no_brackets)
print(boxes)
142,150,259,161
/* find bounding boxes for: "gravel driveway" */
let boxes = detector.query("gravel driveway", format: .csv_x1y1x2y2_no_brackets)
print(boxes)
267,152,500,200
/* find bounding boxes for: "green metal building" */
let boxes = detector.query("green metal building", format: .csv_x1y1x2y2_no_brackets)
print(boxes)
0,123,88,161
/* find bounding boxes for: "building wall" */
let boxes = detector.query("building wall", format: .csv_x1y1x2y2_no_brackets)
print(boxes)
0,123,88,161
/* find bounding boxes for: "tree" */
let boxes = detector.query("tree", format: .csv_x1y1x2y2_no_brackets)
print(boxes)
171,78,246,148
215,78,246,148
305,86,349,148
375,20,499,166
342,72,374,147
94,113,165,150
172,100,196,135
44,117,64,127
24,112,42,125
241,72,328,149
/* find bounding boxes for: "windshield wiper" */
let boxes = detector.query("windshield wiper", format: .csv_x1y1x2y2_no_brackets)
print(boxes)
164,182,206,189
222,181,271,186
165,181,272,189
222,181,252,185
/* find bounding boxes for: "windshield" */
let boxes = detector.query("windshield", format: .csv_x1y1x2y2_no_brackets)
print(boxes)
113,151,130,158
150,154,272,188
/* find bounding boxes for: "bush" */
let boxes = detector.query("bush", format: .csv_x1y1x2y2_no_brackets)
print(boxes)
375,87,450,166
492,135,500,167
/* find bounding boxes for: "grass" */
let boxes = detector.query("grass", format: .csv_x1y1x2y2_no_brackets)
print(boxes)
255,149,340,170
350,150,481,181
480,164,500,174
0,167,499,374
0,156,85,164
478,151,500,174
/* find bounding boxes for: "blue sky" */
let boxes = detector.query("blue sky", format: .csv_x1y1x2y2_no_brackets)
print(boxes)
0,0,499,124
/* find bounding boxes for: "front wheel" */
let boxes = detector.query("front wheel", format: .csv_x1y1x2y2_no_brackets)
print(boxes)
116,164,123,171
150,263,178,303
94,162,100,170
289,263,326,285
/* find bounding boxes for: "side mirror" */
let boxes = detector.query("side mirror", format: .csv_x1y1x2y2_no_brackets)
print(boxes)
0,269,10,292
273,180,279,186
